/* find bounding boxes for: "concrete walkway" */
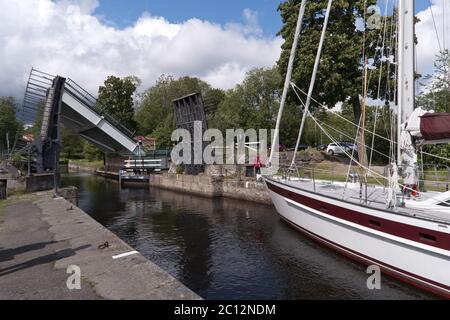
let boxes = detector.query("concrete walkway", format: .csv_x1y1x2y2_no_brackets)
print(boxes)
0,192,200,300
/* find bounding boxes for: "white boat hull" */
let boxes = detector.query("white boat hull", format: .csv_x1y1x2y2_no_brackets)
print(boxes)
265,177,450,298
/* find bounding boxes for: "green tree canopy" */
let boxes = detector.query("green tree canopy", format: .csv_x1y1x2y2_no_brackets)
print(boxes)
0,97,21,153
418,50,450,113
417,50,450,165
60,127,84,160
136,75,216,147
277,0,380,122
97,75,140,132
211,67,282,131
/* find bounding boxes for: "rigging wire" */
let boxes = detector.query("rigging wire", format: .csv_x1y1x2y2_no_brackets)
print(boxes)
421,151,450,162
290,82,396,144
290,0,334,168
290,83,446,203
428,0,443,52
319,120,391,160
368,0,390,170
443,0,447,51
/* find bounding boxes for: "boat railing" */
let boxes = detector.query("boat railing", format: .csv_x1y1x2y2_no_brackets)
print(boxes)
279,162,450,196
278,164,377,204
418,164,450,192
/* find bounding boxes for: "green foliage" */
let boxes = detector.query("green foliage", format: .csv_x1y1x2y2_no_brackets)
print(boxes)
60,127,102,161
418,50,450,113
0,97,21,154
211,67,282,132
97,75,140,132
176,165,184,174
315,102,392,164
136,75,213,147
417,50,450,165
83,141,103,161
277,0,381,122
60,127,84,160
24,101,45,138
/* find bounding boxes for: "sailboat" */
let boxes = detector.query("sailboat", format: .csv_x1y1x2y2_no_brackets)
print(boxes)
264,0,450,298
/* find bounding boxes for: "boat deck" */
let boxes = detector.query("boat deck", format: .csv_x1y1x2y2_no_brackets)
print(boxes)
271,176,450,225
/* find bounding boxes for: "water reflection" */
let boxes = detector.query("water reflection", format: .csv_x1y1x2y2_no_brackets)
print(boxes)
62,173,435,300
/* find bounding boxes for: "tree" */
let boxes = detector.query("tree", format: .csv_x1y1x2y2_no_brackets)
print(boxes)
209,66,309,147
136,75,214,147
418,50,450,113
0,97,21,154
278,0,380,124
212,67,282,132
97,75,140,132
60,127,84,159
417,50,450,165
83,141,104,161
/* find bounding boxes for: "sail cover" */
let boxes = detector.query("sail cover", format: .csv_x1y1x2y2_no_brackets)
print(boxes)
420,113,450,142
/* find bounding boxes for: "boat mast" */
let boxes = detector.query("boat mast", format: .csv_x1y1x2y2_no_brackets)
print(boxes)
269,0,308,166
290,0,333,168
397,0,415,166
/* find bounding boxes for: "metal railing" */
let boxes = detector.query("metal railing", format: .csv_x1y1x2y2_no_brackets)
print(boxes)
64,78,136,139
277,162,450,204
20,68,55,125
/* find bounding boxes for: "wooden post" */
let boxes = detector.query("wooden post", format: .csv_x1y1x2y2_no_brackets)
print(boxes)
0,179,7,200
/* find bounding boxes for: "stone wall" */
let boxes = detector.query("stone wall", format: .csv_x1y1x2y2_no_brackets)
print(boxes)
220,179,270,204
149,173,271,205
26,173,56,193
2,177,26,194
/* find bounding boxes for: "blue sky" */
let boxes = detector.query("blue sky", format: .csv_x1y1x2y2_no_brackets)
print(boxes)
94,0,431,36
0,0,443,98
94,0,283,36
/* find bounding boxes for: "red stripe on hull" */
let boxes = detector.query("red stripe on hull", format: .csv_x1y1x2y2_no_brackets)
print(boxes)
266,180,450,251
279,216,449,299
265,179,450,298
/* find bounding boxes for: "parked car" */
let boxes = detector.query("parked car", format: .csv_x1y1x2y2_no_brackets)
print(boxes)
318,144,329,151
326,142,357,156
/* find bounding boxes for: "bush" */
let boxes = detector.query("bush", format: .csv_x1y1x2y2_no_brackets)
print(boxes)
176,165,184,174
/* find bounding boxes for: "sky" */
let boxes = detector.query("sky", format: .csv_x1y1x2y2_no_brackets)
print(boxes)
0,0,448,101
94,0,283,37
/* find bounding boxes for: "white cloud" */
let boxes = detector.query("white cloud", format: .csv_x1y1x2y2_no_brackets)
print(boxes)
416,0,449,79
0,0,282,99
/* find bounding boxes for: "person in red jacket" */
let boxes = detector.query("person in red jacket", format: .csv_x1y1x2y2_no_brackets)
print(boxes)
253,154,263,175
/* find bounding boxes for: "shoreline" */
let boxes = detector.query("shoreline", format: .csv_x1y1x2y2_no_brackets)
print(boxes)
92,169,273,205
0,191,201,300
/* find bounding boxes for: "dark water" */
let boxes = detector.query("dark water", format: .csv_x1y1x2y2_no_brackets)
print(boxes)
61,173,435,300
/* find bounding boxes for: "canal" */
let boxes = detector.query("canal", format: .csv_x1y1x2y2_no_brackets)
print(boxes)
61,173,435,300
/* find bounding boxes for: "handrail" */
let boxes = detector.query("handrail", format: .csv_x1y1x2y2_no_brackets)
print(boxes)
278,162,450,192
64,78,136,139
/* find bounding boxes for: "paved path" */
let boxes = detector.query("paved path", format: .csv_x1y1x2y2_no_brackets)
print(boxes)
0,192,200,300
